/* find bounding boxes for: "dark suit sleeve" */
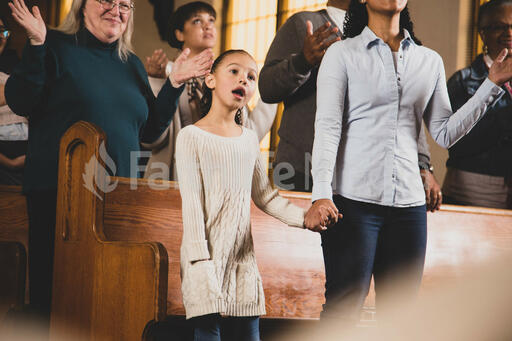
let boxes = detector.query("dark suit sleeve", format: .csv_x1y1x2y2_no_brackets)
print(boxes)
259,14,315,103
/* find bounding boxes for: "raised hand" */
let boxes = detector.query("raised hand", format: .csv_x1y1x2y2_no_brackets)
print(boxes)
145,49,170,79
489,49,512,86
303,20,340,67
9,0,46,46
169,48,214,87
304,199,343,232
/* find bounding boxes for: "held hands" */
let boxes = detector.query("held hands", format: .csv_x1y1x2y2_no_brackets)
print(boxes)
304,199,343,233
303,20,340,67
488,49,512,86
421,169,442,212
169,48,214,87
145,49,170,79
9,0,46,46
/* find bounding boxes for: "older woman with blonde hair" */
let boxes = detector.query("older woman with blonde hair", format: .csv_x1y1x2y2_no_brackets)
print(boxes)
5,0,213,329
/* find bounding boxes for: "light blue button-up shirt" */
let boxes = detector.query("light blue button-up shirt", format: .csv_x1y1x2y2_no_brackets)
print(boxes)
311,27,505,207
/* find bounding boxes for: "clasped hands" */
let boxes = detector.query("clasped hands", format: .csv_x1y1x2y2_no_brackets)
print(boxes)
304,199,342,233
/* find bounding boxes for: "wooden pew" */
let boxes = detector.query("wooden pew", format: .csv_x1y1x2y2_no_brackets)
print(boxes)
1,121,512,339
0,185,28,321
49,122,168,341
0,241,26,320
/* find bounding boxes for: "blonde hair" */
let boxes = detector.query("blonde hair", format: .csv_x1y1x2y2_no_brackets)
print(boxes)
57,0,134,61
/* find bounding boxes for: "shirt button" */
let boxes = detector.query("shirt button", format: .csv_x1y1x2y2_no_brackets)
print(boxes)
489,96,494,102
398,77,401,81
399,55,403,59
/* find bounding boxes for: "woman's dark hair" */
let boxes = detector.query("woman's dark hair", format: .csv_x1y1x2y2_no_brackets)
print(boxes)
199,49,252,125
343,0,422,45
168,1,216,49
478,0,512,29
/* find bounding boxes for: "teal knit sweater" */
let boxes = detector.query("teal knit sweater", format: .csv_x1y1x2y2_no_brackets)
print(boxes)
5,28,183,193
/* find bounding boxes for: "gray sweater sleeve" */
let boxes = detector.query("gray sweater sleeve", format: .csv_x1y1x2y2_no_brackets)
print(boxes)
259,14,315,103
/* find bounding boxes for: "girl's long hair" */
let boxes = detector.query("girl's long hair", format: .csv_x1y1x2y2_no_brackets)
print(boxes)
342,0,422,45
199,49,252,125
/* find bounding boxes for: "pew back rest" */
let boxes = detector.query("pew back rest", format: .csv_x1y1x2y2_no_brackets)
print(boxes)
102,181,322,318
101,180,512,317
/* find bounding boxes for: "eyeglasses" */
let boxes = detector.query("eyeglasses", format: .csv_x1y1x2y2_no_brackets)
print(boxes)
0,29,10,39
96,0,134,14
482,24,512,33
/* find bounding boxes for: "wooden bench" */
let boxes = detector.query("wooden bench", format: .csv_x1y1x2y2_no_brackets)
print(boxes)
0,241,26,320
1,121,512,340
0,184,28,322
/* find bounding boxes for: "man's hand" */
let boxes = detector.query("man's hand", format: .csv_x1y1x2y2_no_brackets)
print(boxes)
304,199,343,232
303,20,340,67
145,49,170,78
421,169,442,212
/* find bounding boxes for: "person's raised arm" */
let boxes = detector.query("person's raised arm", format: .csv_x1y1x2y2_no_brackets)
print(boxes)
145,49,170,79
259,16,339,103
425,49,512,149
5,0,51,116
141,48,213,144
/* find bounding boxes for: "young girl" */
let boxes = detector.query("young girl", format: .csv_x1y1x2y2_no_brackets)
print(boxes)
175,50,328,340
144,2,277,181
309,0,512,323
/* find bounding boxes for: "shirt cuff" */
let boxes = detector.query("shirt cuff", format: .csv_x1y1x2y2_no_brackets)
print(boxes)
311,180,333,203
288,207,307,229
165,62,173,77
184,240,211,262
477,77,505,105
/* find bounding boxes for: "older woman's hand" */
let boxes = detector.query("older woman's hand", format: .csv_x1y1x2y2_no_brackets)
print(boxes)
169,48,214,87
9,0,46,46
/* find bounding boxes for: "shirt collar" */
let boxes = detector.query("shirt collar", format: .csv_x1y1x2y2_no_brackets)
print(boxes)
361,26,416,49
325,6,346,32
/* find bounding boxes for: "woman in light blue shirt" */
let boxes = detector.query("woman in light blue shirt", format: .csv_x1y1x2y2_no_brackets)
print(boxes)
307,0,512,323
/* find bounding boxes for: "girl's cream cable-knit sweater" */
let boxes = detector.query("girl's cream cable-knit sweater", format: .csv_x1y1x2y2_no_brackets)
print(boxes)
176,125,305,319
